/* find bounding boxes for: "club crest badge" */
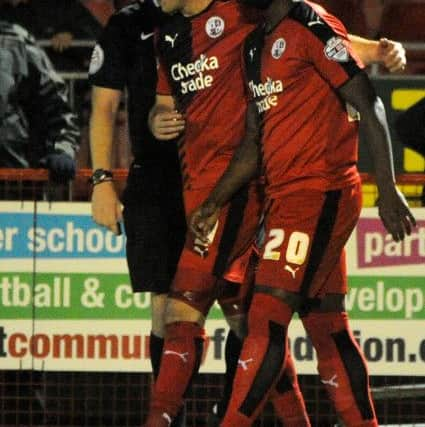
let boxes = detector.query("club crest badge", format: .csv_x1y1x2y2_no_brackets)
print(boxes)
205,16,225,39
271,38,286,59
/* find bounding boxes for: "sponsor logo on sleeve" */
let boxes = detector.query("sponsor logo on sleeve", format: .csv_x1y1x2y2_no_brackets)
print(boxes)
324,36,349,62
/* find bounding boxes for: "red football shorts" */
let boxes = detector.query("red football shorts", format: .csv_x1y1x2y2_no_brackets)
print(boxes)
256,182,362,297
172,182,262,295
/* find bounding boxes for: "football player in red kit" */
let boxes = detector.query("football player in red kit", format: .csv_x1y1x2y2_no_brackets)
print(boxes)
145,1,311,426
146,1,409,426
190,1,416,427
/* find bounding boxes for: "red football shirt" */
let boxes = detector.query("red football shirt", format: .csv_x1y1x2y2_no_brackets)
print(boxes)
243,1,364,199
156,1,258,190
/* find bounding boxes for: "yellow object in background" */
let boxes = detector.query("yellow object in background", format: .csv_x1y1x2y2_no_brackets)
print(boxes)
391,89,425,172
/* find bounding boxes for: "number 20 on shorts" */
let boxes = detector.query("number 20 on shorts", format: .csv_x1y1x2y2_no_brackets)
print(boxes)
262,228,310,266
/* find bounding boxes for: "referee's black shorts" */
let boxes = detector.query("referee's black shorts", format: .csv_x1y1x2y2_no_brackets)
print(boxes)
122,162,186,294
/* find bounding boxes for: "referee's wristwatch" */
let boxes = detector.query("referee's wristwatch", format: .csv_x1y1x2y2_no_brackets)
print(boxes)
90,169,113,186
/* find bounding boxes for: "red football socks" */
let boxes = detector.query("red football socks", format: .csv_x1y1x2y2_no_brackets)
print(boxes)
269,353,311,426
221,293,293,427
145,322,205,426
302,312,378,427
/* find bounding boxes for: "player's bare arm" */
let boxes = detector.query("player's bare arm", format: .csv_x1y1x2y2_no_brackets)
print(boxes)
348,34,406,73
190,101,260,241
89,85,123,235
337,71,416,241
148,94,185,140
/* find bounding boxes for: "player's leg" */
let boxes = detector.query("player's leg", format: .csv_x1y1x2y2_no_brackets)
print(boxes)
218,308,310,427
212,268,251,424
221,193,314,426
221,187,358,426
162,179,189,427
149,293,167,378
144,190,239,426
220,287,296,427
212,245,256,423
220,232,309,427
298,183,377,426
123,170,170,370
269,353,310,427
151,300,208,418
150,297,190,427
301,296,378,427
123,173,187,427
145,238,254,426
123,200,176,377
215,253,310,427
144,185,262,427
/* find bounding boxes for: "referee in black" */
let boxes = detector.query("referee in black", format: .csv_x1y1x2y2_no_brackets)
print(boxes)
88,1,186,425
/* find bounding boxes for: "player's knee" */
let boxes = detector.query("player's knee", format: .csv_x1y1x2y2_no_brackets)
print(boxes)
150,293,168,336
254,284,303,313
247,292,293,339
165,321,206,341
299,293,345,317
170,269,217,315
318,293,345,312
302,310,349,338
301,311,357,364
164,297,206,326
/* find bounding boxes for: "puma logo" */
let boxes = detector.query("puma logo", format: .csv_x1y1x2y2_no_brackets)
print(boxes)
165,33,178,48
164,350,189,363
321,374,339,388
238,358,254,371
284,264,300,279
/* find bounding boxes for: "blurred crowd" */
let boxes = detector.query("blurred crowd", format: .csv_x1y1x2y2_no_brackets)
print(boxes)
0,0,128,184
0,0,110,70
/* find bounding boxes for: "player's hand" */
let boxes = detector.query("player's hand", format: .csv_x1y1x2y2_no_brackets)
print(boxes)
377,185,416,242
40,152,76,183
50,32,74,52
150,110,185,140
91,181,123,235
190,200,220,244
377,38,406,73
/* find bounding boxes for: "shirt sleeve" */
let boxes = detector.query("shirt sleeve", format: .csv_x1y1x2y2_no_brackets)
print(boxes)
302,12,364,90
156,56,172,95
88,14,128,90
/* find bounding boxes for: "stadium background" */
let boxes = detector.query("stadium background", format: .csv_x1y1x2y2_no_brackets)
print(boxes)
1,0,425,426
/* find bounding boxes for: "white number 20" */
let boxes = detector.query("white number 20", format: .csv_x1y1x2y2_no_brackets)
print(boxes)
263,228,309,265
